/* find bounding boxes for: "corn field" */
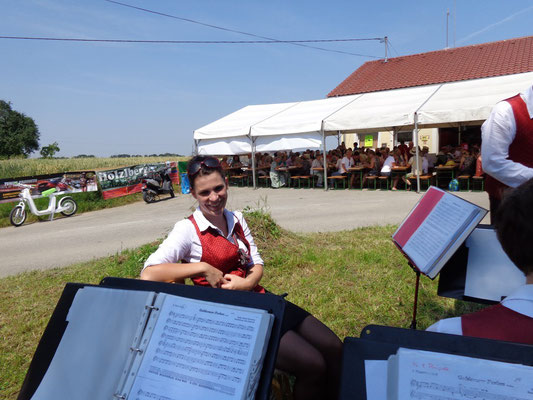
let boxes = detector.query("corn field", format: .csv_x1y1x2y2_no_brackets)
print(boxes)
0,157,189,180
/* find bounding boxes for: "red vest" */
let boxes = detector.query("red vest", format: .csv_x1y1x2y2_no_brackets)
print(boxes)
188,215,265,293
486,94,533,199
461,304,533,344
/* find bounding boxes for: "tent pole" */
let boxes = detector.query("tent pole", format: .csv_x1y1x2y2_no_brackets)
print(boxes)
322,122,328,191
414,113,421,193
251,137,257,189
194,139,199,156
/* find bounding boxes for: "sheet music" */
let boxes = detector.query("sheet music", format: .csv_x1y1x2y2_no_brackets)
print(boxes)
364,360,387,400
127,294,273,400
388,347,533,400
30,287,154,400
464,228,526,301
402,194,479,275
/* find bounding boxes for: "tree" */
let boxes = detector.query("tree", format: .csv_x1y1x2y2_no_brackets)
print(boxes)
40,142,60,158
0,100,40,157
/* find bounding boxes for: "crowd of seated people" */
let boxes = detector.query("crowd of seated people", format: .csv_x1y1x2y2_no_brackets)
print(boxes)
218,141,485,190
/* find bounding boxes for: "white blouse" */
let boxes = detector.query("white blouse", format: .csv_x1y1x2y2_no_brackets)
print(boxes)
481,85,533,188
426,284,533,335
143,208,264,272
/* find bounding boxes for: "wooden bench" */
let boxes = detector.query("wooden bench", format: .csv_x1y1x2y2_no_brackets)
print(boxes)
377,176,390,190
419,175,433,190
257,175,271,187
472,175,485,191
327,175,347,189
229,174,247,186
457,175,471,191
290,175,313,189
408,175,433,191
365,175,377,190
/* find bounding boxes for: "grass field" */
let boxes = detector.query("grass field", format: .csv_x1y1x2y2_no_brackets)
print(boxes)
0,211,482,399
0,156,188,179
0,156,189,228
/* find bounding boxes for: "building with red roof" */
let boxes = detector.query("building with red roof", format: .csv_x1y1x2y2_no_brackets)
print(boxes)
328,36,533,151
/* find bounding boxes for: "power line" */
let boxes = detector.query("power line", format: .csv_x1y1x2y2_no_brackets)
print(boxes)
0,36,384,44
104,0,381,58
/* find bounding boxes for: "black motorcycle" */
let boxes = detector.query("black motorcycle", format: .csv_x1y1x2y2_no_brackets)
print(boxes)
141,167,175,203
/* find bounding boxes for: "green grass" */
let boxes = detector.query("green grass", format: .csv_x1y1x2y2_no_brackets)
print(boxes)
0,156,188,179
0,212,482,399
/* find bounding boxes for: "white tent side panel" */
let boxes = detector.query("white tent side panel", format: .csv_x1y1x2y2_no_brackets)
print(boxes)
194,102,298,140
251,95,358,137
255,133,323,152
197,138,251,155
323,85,441,133
416,72,533,126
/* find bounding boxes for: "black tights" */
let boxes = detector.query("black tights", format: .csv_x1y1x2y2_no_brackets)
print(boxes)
275,315,343,400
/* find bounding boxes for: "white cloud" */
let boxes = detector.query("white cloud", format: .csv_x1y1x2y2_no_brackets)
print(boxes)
457,5,533,44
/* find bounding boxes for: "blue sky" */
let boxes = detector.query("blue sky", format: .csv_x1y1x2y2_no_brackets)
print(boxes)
1,0,532,157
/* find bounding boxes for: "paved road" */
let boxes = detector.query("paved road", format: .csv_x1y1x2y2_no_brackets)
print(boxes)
0,188,490,277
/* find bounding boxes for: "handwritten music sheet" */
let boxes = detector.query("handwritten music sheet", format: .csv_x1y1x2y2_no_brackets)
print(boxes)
127,294,273,400
388,347,533,400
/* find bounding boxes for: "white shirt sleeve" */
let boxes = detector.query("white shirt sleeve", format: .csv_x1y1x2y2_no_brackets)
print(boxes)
426,316,463,335
481,98,533,188
143,219,196,270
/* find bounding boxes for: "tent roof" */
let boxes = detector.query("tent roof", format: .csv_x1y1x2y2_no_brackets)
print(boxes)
323,84,439,133
195,72,533,154
251,95,359,137
416,71,533,127
193,102,297,140
323,71,533,132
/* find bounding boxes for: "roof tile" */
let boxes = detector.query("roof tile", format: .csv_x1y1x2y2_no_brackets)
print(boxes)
328,36,533,97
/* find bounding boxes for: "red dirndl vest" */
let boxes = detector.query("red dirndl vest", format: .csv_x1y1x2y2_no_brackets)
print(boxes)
188,215,265,293
486,94,533,200
461,304,533,344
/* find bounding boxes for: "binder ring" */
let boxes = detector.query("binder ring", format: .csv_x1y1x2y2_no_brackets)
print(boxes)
113,394,126,399
145,305,159,310
130,347,143,354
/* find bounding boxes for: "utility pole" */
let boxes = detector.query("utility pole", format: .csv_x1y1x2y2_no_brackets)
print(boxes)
384,36,388,62
446,9,450,48
453,0,456,47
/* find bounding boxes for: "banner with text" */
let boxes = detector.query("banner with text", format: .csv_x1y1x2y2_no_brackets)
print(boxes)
0,171,98,204
97,162,179,200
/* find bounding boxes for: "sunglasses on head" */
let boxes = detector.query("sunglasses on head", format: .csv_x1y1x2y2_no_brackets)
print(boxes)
188,157,222,176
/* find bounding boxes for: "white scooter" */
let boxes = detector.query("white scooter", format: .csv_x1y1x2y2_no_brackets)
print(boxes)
9,184,77,227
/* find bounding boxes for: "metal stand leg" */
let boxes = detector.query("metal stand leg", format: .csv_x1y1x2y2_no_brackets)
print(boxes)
410,268,421,330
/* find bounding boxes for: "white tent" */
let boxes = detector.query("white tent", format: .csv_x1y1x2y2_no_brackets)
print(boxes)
322,84,439,133
416,72,533,127
193,71,533,189
323,71,533,132
194,102,298,155
251,95,360,152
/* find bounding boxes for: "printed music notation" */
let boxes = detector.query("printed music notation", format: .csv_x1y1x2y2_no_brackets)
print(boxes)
127,294,271,399
168,311,255,332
